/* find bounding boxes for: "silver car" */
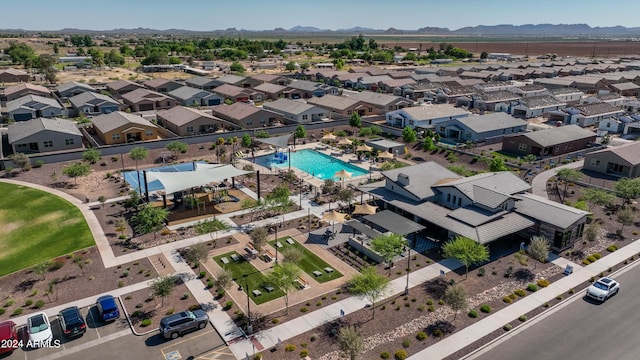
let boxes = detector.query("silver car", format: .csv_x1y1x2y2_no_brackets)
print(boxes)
159,310,208,339
586,277,620,302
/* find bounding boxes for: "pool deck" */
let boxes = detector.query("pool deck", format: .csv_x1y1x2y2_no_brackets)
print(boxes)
238,141,382,190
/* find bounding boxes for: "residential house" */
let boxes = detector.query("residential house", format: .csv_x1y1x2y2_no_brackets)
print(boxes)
359,161,588,251
2,83,51,102
306,95,370,118
436,112,528,143
156,106,233,136
509,95,567,118
609,82,640,97
106,80,144,98
509,84,548,98
90,111,159,145
6,95,65,121
284,80,339,99
56,81,96,99
345,91,413,114
254,83,287,100
377,78,417,94
386,104,469,129
212,84,263,103
185,76,219,91
365,138,406,155
598,117,626,134
168,86,223,106
472,91,520,112
69,92,120,117
565,102,624,127
210,102,282,129
349,75,391,91
143,78,184,93
121,88,178,112
549,87,584,106
249,74,290,86
398,82,439,101
211,74,248,88
0,68,29,83
502,124,596,157
8,117,83,154
583,142,640,177
262,98,325,124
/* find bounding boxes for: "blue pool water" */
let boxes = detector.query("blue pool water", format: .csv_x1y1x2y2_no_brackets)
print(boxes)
124,161,205,193
255,149,369,180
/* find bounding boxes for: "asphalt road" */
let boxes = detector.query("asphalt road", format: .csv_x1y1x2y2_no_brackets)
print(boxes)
471,266,640,360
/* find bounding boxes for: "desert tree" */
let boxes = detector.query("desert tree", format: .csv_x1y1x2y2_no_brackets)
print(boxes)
614,178,640,205
370,233,407,276
128,147,148,170
194,218,230,246
151,275,176,306
280,246,304,265
583,188,615,211
166,141,188,159
527,236,550,269
444,283,468,321
31,261,49,281
585,221,600,242
249,226,268,254
266,263,301,315
616,206,636,234
214,267,233,294
555,168,583,203
347,266,390,319
63,162,91,185
442,236,489,279
82,148,101,164
337,325,365,360
184,243,209,271
132,205,169,239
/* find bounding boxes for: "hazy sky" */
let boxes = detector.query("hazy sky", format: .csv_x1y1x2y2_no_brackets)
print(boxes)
4,0,640,31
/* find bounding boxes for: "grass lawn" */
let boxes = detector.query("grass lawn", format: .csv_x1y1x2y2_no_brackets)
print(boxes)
213,251,283,305
0,183,94,277
269,238,343,283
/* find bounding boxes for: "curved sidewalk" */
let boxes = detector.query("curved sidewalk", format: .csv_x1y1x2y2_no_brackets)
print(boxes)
530,160,584,197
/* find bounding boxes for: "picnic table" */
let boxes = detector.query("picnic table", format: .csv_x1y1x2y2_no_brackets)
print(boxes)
313,270,323,277
264,286,274,292
286,238,295,245
230,254,240,262
276,241,283,248
252,290,262,297
221,257,229,265
324,267,334,273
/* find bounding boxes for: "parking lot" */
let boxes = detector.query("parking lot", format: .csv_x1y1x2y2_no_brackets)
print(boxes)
2,302,233,360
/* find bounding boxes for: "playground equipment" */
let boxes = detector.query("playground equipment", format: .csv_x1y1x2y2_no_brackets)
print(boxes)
273,149,288,164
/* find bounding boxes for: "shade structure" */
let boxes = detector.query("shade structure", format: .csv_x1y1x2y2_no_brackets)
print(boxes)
376,151,394,159
337,138,353,146
334,169,353,180
322,210,347,233
356,144,373,152
322,133,337,141
352,203,378,215
145,164,252,194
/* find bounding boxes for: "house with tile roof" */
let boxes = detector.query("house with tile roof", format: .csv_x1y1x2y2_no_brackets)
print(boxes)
185,76,219,91
8,117,83,154
502,124,596,157
358,161,589,251
156,106,234,136
56,81,96,99
583,142,640,178
105,80,144,98
306,95,370,117
90,111,158,145
167,86,223,106
212,84,263,103
262,98,326,124
0,68,29,83
143,78,184,94
6,95,65,121
69,91,120,117
210,102,281,129
254,83,287,100
345,90,413,114
435,112,528,143
2,83,51,102
121,88,178,112
385,104,469,129
283,80,339,99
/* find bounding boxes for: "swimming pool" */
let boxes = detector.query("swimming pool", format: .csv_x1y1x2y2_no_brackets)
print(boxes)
255,149,369,180
124,161,205,193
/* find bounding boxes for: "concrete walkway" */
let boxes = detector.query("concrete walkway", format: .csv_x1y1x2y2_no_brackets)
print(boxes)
530,160,584,197
407,238,640,360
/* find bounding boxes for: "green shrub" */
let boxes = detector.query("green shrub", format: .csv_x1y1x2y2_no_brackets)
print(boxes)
426,299,433,305
300,307,309,313
503,323,513,331
519,315,527,322
299,350,309,357
394,349,408,360
478,267,486,276
11,308,23,316
48,259,65,271
556,295,563,300
569,288,575,294
181,293,190,300
417,305,425,312
607,245,618,252
402,338,411,348
468,310,478,318
380,351,391,359
537,279,550,288
224,301,233,310
593,253,602,259
34,160,44,168
427,305,435,312
4,299,15,307
165,308,175,315
140,319,152,327
543,302,550,308
0,308,4,315
509,293,516,300
199,271,206,278
480,304,491,313
503,296,513,304
416,331,428,341
514,289,526,297
188,304,201,311
582,259,591,265
438,299,445,305
135,303,143,309
285,344,296,352
34,300,45,309
586,255,597,263
432,329,444,337
527,284,538,292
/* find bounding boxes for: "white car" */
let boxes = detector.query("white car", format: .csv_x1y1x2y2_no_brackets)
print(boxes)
586,277,620,302
27,312,53,347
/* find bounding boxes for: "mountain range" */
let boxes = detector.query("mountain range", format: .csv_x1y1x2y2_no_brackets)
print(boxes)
3,24,640,37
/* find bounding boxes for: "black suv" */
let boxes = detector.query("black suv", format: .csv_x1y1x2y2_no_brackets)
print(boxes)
159,310,209,339
58,307,87,338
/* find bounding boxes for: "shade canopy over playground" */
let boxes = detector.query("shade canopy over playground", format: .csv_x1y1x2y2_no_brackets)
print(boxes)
256,134,292,149
145,164,252,194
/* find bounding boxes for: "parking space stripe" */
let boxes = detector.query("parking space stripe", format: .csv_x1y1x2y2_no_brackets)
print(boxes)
86,306,100,339
159,329,214,352
35,329,130,360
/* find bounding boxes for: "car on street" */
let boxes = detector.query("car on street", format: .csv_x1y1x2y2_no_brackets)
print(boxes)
0,320,19,354
27,312,53,347
58,307,87,338
96,295,120,322
159,310,209,339
586,277,620,302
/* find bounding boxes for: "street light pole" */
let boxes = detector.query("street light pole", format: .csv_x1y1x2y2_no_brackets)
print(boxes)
404,245,411,296
244,276,252,334
274,224,278,265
